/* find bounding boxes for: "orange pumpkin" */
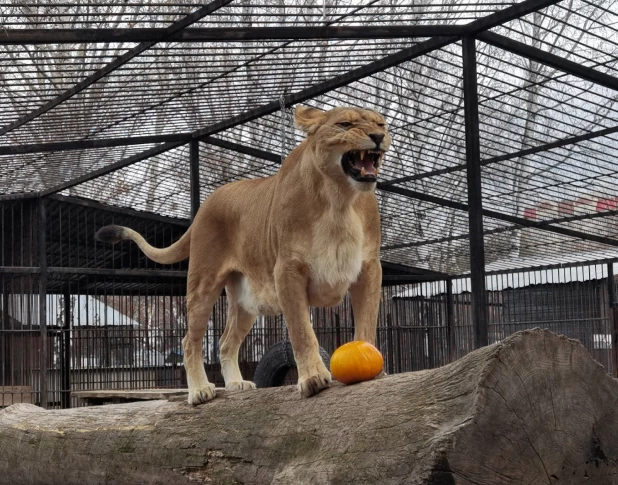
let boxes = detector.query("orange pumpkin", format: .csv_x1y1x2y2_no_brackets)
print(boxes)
330,341,384,385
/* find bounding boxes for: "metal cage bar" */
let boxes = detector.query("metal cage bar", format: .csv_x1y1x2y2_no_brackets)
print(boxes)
190,140,201,220
462,36,488,348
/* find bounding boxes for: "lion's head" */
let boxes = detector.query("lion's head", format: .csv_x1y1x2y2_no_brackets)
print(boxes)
294,106,391,190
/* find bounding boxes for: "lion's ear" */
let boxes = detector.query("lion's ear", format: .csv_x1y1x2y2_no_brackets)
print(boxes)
294,106,326,134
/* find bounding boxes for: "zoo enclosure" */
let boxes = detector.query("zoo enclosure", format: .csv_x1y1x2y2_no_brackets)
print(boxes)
2,196,617,408
1,0,618,407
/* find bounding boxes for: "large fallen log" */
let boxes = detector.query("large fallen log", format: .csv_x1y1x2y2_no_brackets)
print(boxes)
1,329,618,484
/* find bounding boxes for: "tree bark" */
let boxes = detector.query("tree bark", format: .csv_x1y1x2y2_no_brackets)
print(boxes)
1,329,618,485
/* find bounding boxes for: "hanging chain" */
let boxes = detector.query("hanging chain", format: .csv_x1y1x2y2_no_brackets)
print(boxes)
279,95,291,342
279,96,293,162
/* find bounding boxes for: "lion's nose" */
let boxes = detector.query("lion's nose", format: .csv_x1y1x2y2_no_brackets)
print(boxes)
369,133,384,147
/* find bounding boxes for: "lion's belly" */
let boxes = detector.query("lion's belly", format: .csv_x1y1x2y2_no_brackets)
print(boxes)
306,244,362,307
237,248,362,316
237,277,353,316
307,279,351,308
237,277,282,316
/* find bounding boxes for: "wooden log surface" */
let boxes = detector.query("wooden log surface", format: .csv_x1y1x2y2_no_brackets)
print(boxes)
1,329,618,485
72,389,187,405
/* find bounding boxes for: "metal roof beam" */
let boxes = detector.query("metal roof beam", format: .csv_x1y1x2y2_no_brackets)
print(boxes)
204,137,283,163
0,0,233,138
0,0,564,46
0,25,468,44
14,134,277,199
381,204,618,251
0,133,284,159
380,261,449,277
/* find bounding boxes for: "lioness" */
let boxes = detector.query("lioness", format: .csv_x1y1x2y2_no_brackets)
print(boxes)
95,105,391,405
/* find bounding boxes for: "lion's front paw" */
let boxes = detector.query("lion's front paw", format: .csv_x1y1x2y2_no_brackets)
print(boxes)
225,380,256,391
187,384,216,406
297,370,332,398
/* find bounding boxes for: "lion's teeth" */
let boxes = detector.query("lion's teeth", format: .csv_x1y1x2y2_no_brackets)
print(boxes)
360,150,365,160
361,167,367,177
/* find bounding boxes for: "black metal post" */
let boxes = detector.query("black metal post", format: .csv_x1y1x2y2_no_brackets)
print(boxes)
386,313,395,375
190,140,201,220
38,198,48,408
462,37,488,349
608,262,618,378
446,278,456,362
1,286,9,388
335,313,341,349
62,288,71,409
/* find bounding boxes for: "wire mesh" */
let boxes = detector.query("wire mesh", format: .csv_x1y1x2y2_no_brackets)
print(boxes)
0,2,202,28
1,38,421,148
0,1,520,29
492,0,618,79
0,143,159,196
217,42,467,183
206,1,517,27
62,144,192,219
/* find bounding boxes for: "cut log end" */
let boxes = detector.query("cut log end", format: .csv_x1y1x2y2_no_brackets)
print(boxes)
1,329,617,484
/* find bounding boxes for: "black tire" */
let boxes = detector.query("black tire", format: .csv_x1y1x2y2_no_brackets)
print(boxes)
253,341,331,388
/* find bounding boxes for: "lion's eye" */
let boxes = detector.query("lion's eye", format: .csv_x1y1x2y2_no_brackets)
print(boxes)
338,122,353,128
377,123,386,128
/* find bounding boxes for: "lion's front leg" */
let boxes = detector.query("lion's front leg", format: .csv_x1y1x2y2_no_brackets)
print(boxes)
350,258,382,345
275,260,332,398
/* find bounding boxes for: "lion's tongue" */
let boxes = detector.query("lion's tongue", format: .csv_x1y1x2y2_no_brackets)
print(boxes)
354,157,376,176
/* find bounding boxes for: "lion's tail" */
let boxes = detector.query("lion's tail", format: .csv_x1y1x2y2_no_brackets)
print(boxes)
95,225,191,265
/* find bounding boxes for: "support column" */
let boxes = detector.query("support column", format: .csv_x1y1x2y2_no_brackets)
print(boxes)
446,278,456,362
62,288,71,409
38,198,48,408
608,262,618,377
1,286,9,387
190,140,201,221
462,37,488,349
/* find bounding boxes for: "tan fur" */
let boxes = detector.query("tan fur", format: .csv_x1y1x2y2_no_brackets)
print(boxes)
102,106,391,405
121,227,191,264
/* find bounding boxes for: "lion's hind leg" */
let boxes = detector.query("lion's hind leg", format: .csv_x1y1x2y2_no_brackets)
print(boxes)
183,273,224,406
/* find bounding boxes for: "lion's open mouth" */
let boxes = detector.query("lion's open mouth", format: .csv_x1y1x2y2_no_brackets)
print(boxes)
341,150,382,182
